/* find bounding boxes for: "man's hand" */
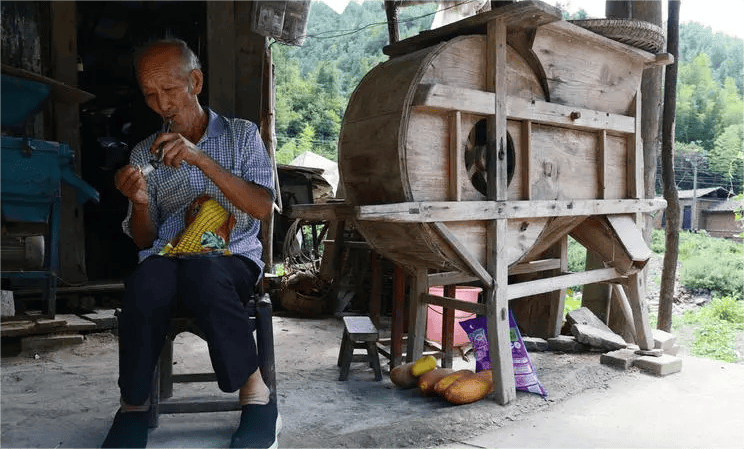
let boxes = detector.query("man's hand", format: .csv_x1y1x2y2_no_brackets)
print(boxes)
115,165,148,206
151,132,207,169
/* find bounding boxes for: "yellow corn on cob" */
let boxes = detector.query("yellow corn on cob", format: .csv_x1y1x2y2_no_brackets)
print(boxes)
164,198,230,254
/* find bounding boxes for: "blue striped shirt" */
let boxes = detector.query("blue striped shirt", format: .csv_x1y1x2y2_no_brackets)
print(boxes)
122,108,275,271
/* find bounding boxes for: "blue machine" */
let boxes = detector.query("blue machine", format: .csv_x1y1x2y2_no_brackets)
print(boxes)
1,73,99,317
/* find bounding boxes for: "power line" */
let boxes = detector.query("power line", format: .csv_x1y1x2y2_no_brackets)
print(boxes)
272,0,479,46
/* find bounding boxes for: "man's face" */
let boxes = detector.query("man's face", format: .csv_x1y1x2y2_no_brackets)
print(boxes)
137,45,203,135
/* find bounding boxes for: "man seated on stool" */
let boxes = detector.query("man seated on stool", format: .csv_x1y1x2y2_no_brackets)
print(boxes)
102,38,279,449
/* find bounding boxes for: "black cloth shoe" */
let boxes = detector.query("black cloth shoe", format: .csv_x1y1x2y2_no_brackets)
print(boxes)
101,409,149,448
230,400,281,449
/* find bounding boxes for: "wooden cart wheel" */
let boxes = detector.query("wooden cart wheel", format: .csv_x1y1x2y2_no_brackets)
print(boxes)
569,19,665,53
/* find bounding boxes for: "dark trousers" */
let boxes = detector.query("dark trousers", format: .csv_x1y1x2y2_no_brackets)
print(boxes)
118,255,261,406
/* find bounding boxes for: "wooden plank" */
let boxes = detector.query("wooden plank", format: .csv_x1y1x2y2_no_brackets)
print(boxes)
383,1,562,57
427,271,479,287
611,283,638,344
1,64,94,105
486,18,516,406
646,53,675,67
607,214,653,263
422,293,487,316
623,273,654,350
353,199,667,222
508,258,561,275
449,111,462,201
508,267,622,300
207,1,236,116
412,84,637,134
406,268,429,362
0,320,35,338
432,222,493,287
570,216,640,275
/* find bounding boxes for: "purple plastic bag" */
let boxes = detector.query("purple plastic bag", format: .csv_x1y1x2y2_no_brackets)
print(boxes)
459,312,548,397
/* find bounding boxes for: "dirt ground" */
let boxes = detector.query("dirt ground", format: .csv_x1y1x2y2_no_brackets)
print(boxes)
2,253,742,448
2,311,632,449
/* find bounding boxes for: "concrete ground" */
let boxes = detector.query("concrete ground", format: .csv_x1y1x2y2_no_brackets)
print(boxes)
2,313,743,448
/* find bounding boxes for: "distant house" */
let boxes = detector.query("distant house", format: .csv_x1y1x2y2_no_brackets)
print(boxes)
702,198,744,240
654,187,742,240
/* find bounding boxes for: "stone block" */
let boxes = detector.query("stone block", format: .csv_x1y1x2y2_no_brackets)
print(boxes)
523,336,549,352
600,348,641,370
22,334,84,353
571,323,627,351
634,354,683,376
81,308,118,329
547,335,589,353
666,344,680,356
1,290,15,317
653,329,677,352
566,307,614,334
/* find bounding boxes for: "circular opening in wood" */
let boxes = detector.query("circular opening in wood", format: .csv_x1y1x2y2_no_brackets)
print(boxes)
464,119,515,196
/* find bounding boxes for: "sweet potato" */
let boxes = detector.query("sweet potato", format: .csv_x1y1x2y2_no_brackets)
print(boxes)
410,355,437,376
389,362,417,388
433,369,472,396
442,370,494,405
417,368,456,395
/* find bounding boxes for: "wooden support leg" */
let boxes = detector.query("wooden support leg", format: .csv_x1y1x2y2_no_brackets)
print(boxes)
391,265,406,368
486,17,516,405
441,285,456,369
366,341,383,381
406,268,428,362
370,253,382,327
486,220,516,405
623,273,653,350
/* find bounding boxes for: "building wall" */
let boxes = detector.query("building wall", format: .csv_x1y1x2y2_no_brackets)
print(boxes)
703,212,743,241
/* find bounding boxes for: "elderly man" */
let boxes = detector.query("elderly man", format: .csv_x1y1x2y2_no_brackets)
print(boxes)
102,38,279,449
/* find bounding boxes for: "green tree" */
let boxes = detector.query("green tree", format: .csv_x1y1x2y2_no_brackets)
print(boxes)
709,123,744,185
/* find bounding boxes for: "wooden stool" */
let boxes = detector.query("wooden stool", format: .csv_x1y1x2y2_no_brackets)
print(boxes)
337,316,382,381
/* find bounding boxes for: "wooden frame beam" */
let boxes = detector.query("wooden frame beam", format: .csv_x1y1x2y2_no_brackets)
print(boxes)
287,199,667,222
412,84,637,134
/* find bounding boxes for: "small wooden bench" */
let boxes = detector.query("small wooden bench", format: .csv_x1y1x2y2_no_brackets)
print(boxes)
337,316,382,381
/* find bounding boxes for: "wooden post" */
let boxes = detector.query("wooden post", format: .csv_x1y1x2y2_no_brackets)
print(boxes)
51,1,88,285
384,1,400,45
235,2,266,125
406,268,429,362
207,1,236,116
486,18,516,405
391,264,406,367
260,42,277,271
370,253,382,327
441,284,456,368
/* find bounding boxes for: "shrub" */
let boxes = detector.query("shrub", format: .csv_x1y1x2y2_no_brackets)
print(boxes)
676,296,743,363
567,236,586,273
649,228,666,253
679,235,743,299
